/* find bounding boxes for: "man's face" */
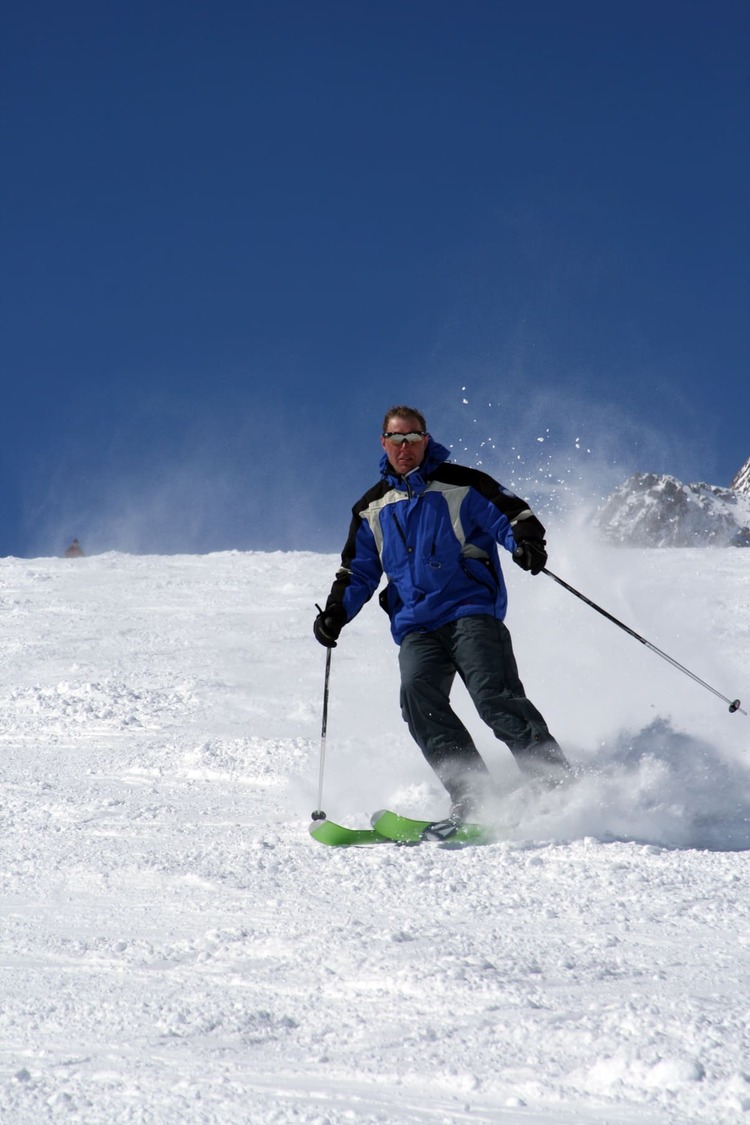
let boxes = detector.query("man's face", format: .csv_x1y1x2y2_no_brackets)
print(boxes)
380,415,428,475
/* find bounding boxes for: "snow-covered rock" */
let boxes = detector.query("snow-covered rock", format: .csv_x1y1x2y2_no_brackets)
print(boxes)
595,461,750,547
730,455,750,493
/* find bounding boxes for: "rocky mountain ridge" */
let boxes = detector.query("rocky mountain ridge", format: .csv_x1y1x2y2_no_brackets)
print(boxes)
730,455,750,494
595,455,750,548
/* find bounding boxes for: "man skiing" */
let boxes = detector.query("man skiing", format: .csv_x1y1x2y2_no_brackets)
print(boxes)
313,405,570,825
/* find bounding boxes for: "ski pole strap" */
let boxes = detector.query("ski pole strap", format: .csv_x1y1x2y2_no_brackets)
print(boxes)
542,568,746,716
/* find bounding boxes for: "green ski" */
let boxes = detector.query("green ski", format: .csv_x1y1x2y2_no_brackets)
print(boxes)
370,808,492,845
309,810,494,847
308,818,387,847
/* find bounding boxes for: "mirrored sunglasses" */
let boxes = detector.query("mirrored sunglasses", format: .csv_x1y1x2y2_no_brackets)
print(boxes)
382,431,426,445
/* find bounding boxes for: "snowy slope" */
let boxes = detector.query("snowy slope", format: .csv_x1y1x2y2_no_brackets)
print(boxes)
1,543,749,1124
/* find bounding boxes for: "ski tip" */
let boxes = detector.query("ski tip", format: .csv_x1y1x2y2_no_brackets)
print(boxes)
309,818,386,847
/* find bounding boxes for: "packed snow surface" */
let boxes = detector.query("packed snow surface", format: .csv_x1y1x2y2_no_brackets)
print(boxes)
1,543,749,1124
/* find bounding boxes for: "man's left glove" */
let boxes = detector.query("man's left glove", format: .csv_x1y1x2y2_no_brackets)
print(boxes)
512,538,548,575
313,603,347,648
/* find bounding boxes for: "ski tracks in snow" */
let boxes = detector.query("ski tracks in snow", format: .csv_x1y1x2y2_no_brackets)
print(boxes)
0,550,749,1123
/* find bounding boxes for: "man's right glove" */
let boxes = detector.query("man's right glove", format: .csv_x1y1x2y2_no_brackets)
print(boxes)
512,538,548,575
313,603,347,648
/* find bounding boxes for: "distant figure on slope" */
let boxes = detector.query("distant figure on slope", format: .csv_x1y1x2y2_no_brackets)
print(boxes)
313,404,570,827
63,539,84,558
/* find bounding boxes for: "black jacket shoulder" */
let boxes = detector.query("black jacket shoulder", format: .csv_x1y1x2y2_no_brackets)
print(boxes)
351,479,390,517
428,462,531,522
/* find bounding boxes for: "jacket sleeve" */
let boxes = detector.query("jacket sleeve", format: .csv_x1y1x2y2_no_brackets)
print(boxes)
438,464,546,553
507,506,546,551
324,507,384,623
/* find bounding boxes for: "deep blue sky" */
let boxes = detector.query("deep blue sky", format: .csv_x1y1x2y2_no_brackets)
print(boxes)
2,0,748,556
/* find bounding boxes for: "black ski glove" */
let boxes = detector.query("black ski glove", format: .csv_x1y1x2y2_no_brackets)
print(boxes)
512,538,548,575
313,603,347,648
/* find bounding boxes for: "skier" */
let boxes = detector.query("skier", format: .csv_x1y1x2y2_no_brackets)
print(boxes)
313,405,570,824
64,539,84,558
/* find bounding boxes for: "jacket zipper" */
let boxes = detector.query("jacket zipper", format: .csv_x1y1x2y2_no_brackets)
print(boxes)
392,510,412,553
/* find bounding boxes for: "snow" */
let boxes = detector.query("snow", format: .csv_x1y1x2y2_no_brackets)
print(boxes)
1,542,749,1124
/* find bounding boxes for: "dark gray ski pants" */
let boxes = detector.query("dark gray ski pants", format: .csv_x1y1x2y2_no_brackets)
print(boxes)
398,614,569,803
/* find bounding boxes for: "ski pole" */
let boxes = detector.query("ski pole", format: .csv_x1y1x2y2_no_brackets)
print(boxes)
542,568,746,716
311,637,332,822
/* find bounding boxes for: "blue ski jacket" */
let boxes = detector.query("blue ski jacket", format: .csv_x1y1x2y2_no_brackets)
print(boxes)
324,438,546,644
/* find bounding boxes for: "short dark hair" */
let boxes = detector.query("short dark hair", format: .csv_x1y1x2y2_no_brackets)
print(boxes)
382,405,426,433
